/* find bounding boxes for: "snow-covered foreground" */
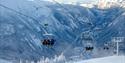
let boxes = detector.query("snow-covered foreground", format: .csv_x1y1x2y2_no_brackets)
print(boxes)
1,55,124,63
74,55,125,63
0,59,12,63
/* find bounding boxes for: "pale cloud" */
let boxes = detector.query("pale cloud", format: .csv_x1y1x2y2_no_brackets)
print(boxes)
53,0,96,3
55,0,78,3
55,0,64,3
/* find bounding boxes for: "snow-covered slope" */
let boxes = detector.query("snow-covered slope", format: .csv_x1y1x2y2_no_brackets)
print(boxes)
0,0,125,62
0,59,12,63
75,56,125,63
0,0,96,61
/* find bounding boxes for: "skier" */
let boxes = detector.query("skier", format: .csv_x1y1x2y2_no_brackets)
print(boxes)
42,38,55,47
42,39,49,45
50,39,55,46
103,43,109,50
85,46,94,51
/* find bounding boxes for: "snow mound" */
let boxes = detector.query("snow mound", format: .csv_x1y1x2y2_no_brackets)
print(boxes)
76,56,125,63
0,59,12,63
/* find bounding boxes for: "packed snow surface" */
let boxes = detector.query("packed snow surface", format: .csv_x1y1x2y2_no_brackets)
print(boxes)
75,56,125,63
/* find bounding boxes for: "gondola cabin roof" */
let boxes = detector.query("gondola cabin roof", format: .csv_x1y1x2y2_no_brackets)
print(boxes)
43,33,54,36
43,33,55,39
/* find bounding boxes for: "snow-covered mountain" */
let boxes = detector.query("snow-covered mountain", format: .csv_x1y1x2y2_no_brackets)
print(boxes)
0,0,125,62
